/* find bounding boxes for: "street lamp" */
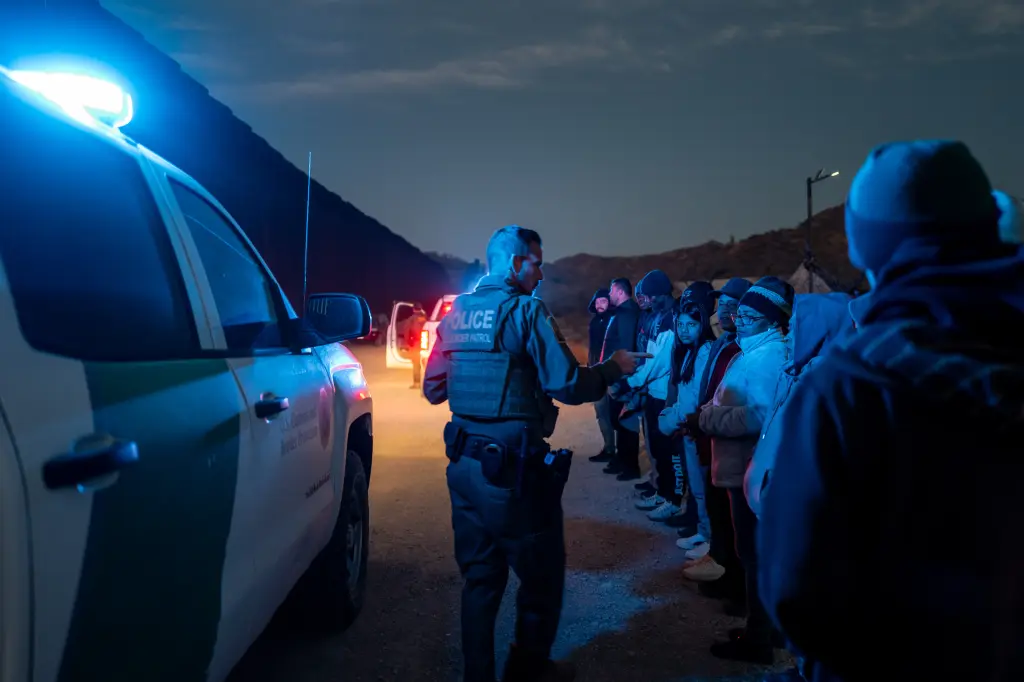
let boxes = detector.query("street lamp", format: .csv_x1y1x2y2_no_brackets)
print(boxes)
805,168,839,292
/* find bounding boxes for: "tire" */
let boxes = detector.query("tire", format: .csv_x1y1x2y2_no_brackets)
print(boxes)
289,450,369,632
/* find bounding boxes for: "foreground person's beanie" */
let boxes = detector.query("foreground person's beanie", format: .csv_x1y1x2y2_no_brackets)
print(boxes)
845,140,1001,273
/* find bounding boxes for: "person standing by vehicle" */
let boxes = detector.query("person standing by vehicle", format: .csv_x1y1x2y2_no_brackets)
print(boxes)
599,277,643,480
759,140,1024,682
423,225,647,682
407,306,428,389
587,288,616,462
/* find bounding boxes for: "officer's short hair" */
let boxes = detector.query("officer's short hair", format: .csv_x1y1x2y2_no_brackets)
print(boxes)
610,277,632,298
486,224,542,273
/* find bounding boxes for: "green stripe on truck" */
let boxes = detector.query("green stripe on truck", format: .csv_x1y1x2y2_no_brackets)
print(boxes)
57,359,241,682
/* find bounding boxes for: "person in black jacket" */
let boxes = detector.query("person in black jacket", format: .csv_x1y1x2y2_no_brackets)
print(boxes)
600,277,643,480
587,288,616,461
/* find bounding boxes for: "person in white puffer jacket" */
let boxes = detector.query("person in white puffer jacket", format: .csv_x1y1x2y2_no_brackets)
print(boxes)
696,276,792,666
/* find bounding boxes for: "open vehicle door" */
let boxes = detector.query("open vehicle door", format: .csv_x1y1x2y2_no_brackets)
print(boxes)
385,301,416,368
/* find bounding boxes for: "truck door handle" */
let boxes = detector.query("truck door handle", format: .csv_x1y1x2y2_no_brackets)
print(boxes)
255,395,290,419
43,439,139,490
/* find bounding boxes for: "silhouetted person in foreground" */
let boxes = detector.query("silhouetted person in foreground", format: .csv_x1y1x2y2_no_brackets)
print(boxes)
760,140,1024,681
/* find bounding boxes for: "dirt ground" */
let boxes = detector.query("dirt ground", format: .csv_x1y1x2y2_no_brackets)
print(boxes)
228,345,790,682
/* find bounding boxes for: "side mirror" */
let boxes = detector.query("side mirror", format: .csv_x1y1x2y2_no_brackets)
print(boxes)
304,293,371,344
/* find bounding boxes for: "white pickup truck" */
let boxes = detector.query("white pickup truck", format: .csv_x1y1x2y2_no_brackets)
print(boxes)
385,295,459,375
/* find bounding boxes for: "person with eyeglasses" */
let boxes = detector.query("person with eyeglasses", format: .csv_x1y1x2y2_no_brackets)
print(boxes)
695,276,793,665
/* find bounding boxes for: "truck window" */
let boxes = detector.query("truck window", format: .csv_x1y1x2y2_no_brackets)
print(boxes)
169,181,285,352
0,91,199,361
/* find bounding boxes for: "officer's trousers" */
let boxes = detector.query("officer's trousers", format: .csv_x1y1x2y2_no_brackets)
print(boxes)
447,455,566,682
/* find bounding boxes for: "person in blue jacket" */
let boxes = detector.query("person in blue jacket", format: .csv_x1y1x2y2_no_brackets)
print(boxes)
758,140,1024,682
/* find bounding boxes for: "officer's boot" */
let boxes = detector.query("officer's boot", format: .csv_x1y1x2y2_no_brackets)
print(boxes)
502,646,575,682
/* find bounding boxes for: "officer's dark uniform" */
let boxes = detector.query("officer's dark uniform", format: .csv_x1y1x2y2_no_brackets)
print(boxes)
423,274,623,682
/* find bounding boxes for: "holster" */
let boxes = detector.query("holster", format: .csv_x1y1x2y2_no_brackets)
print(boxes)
443,423,512,488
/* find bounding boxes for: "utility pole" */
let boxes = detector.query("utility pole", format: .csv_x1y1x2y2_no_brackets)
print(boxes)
804,168,839,293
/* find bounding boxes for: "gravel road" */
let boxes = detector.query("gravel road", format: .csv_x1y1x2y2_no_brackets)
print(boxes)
228,345,788,682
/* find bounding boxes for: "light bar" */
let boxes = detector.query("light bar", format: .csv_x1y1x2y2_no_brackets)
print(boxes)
3,68,133,128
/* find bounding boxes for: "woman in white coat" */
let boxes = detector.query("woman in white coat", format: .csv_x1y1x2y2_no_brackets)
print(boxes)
696,276,793,665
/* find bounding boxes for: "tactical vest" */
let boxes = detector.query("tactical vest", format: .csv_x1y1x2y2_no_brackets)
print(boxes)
442,288,545,421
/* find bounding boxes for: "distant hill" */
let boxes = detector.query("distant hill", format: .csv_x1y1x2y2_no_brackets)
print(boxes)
430,204,863,318
1,1,451,315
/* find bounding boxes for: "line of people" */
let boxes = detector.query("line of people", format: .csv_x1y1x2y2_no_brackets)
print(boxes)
585,140,1024,681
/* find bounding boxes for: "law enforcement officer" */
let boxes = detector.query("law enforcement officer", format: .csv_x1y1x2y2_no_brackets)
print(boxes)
423,225,649,682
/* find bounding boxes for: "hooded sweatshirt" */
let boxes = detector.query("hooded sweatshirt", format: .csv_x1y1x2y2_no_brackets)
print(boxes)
745,293,854,517
758,242,1024,682
636,270,675,358
587,288,611,366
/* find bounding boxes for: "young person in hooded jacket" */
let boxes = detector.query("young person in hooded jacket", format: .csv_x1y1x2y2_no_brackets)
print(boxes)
759,140,1024,682
657,285,719,557
623,269,677,495
687,276,793,665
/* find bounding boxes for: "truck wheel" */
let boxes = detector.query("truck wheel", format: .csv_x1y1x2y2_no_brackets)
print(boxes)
290,450,369,632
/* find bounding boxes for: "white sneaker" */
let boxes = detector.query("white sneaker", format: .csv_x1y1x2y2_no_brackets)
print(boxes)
675,533,708,551
684,542,710,560
635,494,665,510
647,501,682,521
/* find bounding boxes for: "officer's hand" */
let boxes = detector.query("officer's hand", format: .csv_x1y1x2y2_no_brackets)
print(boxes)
609,350,653,376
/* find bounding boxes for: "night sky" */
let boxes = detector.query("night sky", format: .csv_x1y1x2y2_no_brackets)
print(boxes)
106,0,1023,262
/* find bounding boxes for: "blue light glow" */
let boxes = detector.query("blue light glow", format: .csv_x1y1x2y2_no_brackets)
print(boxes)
2,67,134,129
336,367,367,392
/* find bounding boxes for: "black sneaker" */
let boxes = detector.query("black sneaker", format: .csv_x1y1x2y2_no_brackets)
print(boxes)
761,667,805,681
602,461,623,474
615,469,641,481
729,626,787,649
502,648,576,682
709,637,774,665
588,451,614,463
634,480,656,493
664,513,693,528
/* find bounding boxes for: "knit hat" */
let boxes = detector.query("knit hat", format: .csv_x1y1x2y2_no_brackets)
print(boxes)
712,277,752,301
636,269,673,298
845,140,1001,273
739,276,794,326
678,280,715,314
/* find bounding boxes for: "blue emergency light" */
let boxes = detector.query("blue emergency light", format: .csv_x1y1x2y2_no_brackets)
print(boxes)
1,67,134,129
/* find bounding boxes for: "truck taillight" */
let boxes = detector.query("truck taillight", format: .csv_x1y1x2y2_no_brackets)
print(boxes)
421,330,428,350
442,303,452,316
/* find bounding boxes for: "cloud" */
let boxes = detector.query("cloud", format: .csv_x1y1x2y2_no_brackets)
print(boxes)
861,0,1024,35
761,21,844,39
237,28,644,98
